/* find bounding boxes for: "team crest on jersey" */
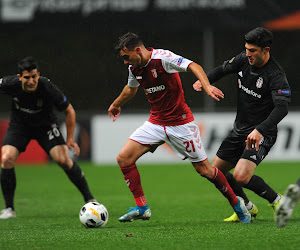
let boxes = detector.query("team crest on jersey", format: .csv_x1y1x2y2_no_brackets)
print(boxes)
256,77,263,88
37,98,43,108
151,69,158,78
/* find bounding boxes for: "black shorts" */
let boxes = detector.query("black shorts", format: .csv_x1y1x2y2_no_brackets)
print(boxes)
216,129,277,166
2,123,66,154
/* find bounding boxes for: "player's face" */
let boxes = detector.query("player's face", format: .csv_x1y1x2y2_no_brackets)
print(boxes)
18,69,40,92
245,43,269,67
120,46,142,69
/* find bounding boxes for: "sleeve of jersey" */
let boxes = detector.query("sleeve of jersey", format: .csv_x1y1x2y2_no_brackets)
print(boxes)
256,74,291,135
127,67,140,87
208,52,244,83
0,76,14,93
47,80,70,111
0,78,4,93
161,51,193,73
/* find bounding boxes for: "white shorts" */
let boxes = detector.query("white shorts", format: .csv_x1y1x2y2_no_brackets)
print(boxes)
129,121,207,162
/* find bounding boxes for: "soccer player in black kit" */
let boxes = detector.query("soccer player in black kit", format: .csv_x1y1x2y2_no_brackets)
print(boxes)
0,57,96,219
193,27,291,221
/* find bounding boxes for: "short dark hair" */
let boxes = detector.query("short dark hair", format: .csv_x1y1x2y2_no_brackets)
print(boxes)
244,27,273,48
115,32,143,53
18,56,38,75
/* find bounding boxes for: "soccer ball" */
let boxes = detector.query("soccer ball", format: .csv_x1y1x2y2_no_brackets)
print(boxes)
79,202,109,228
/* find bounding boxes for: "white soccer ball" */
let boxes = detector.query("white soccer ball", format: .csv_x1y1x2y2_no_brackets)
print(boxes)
79,202,109,228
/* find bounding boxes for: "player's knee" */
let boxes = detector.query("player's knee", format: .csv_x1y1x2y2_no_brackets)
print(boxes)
194,165,208,177
55,156,72,169
233,173,249,186
117,153,131,167
1,153,16,168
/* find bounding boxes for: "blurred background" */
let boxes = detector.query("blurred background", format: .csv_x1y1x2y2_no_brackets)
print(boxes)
0,0,299,164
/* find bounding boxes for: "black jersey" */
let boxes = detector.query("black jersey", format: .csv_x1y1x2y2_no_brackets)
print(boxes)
0,75,69,127
208,52,291,136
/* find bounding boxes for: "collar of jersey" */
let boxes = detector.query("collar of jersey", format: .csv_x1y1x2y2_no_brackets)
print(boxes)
140,47,154,68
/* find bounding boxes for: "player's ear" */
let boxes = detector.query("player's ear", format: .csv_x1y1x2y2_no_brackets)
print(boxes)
135,47,141,53
263,47,270,53
17,74,21,80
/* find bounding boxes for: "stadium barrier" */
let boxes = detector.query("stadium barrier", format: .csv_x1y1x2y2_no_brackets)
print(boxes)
91,112,300,164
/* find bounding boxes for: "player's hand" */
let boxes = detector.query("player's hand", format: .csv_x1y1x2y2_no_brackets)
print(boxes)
108,104,121,122
193,80,203,91
66,139,80,156
246,129,262,151
206,85,224,101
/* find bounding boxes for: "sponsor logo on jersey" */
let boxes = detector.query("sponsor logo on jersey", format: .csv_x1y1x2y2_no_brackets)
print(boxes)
238,81,261,99
17,107,43,114
145,84,166,94
278,89,290,95
256,77,263,88
13,97,43,114
177,57,184,66
151,69,158,78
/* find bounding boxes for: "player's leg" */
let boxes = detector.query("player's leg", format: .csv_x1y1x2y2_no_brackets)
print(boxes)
214,131,258,221
234,158,281,211
117,121,165,222
213,156,251,205
39,125,95,203
50,144,94,202
191,159,249,223
275,177,300,227
166,122,250,223
0,126,29,219
0,145,19,219
238,135,281,212
193,159,238,205
117,139,152,222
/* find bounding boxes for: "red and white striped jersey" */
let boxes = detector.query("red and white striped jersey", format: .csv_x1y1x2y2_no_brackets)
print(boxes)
127,48,194,126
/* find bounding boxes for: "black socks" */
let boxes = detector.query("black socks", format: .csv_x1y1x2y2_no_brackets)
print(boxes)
64,162,94,202
244,175,278,203
1,168,16,210
226,172,250,204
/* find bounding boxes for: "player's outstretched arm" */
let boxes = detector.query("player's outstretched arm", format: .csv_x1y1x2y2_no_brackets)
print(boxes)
108,85,138,122
188,62,224,101
65,104,80,156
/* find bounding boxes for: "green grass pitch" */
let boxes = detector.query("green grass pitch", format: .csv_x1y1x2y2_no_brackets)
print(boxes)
0,161,300,249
